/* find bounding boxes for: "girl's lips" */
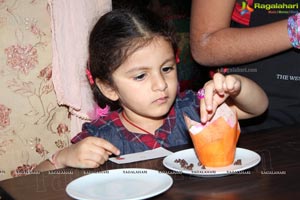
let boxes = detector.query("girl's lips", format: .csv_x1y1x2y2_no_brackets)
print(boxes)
154,96,168,104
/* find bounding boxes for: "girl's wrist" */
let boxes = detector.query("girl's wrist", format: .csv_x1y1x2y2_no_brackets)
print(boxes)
48,149,65,169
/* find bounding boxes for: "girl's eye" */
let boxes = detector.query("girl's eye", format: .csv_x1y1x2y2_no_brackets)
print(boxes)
162,66,174,73
133,73,146,81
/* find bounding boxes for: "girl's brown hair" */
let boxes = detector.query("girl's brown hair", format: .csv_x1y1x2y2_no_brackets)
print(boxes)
88,8,178,111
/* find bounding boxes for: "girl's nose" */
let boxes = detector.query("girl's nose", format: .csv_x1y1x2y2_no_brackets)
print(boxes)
152,73,168,91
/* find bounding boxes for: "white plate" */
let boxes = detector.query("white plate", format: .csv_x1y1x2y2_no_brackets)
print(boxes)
163,148,261,177
66,168,173,200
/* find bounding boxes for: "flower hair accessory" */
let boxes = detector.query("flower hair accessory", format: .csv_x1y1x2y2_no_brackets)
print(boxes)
95,105,110,117
86,69,94,85
87,104,110,120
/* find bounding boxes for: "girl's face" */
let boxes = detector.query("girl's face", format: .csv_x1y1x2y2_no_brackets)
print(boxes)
112,37,178,121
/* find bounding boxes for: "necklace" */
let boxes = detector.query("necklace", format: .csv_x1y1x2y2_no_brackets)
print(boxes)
121,112,153,135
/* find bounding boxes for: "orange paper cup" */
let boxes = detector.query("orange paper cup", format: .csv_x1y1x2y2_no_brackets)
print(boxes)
189,117,240,167
184,103,240,167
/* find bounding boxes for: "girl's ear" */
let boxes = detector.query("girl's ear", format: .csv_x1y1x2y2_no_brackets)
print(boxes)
95,78,119,101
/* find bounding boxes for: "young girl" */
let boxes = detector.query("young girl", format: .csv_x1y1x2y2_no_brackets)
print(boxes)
35,8,268,171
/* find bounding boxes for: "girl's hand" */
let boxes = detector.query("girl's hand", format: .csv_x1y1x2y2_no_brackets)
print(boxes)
55,137,120,169
200,73,241,123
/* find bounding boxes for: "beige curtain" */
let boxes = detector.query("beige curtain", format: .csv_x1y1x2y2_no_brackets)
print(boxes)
0,0,111,181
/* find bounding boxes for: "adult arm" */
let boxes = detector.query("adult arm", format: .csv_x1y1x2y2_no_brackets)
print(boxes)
190,0,292,66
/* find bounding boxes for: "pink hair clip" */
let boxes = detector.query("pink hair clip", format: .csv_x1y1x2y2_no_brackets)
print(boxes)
86,69,94,85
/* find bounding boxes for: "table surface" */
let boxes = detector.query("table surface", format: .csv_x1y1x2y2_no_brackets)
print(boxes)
1,124,300,200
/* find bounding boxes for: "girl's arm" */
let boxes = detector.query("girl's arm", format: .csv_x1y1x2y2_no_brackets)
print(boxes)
34,137,120,172
190,0,291,66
